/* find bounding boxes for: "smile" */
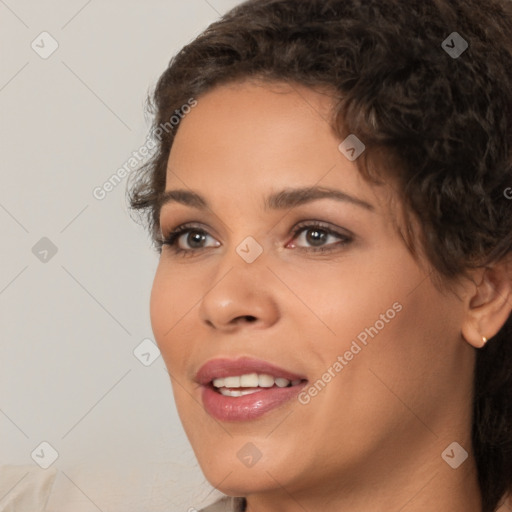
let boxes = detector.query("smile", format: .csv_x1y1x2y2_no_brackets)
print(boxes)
212,373,303,396
196,358,308,421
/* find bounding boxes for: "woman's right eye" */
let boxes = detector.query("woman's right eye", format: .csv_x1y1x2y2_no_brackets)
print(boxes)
161,225,221,255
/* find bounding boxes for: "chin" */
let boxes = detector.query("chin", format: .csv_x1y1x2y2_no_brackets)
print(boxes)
200,459,290,497
188,431,300,495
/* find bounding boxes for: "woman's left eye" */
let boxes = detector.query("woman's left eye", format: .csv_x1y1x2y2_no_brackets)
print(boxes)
160,222,352,256
288,224,352,251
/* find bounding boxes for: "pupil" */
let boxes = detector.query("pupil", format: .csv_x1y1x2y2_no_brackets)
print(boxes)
306,229,327,246
188,231,206,248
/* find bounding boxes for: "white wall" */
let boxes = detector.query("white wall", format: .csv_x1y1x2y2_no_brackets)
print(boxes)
0,1,244,510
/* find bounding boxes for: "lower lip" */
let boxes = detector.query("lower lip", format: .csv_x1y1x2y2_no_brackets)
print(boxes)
201,384,307,422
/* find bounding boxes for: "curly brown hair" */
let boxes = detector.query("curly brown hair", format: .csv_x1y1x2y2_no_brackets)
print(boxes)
127,1,512,510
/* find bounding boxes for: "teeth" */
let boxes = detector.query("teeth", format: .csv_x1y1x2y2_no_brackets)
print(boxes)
275,378,290,388
212,373,299,389
258,374,276,387
240,373,259,387
224,376,240,388
219,388,263,397
212,378,225,388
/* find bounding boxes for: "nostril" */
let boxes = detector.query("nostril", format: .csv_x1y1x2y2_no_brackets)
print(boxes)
242,315,257,323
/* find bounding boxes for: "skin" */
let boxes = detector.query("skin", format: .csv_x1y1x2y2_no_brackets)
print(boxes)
150,80,512,512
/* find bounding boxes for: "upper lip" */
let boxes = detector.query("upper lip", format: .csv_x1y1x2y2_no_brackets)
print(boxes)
195,357,307,385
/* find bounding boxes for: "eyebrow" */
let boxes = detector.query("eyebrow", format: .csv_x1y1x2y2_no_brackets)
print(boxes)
157,186,375,214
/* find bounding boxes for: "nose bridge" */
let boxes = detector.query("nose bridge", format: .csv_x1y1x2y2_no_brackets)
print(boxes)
215,229,269,281
198,238,280,330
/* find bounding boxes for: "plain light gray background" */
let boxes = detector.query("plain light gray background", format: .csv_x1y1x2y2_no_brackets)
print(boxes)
0,1,244,510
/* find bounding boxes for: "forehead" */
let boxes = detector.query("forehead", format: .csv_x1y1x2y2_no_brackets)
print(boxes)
169,81,335,164
164,80,393,216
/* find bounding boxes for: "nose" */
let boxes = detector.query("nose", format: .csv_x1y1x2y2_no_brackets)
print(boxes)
199,263,280,332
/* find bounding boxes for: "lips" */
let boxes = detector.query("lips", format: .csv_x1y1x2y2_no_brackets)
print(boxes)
195,357,308,422
196,357,307,385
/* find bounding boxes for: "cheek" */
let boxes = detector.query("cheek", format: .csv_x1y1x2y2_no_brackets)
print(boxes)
322,264,464,429
149,265,169,340
280,247,456,394
149,263,192,369
150,258,203,324
274,250,407,344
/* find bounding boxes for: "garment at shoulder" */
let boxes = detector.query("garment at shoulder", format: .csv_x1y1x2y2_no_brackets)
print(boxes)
199,496,245,512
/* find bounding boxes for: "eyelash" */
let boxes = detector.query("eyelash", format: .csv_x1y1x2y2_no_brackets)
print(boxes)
159,221,353,257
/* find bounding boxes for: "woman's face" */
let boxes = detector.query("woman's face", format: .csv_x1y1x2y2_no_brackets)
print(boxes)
150,81,476,500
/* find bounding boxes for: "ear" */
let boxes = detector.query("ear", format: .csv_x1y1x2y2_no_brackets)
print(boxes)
461,257,512,348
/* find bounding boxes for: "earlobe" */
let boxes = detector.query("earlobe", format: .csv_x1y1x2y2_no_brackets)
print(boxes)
460,261,512,349
461,321,489,349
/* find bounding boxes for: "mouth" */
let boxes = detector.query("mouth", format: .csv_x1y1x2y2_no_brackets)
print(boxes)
196,356,308,385
210,373,304,397
196,357,308,421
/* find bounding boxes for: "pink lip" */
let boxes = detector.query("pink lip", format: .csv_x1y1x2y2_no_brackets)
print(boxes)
195,357,308,422
196,357,306,384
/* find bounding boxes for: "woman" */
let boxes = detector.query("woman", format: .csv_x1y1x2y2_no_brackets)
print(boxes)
128,0,512,510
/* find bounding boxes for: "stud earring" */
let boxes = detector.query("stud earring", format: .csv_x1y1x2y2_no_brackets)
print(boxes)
482,336,488,345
